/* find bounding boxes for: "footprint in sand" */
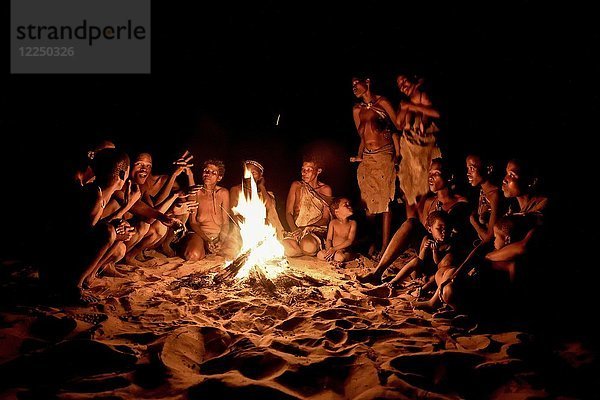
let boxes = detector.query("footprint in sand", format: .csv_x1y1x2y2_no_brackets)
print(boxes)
347,328,398,345
313,308,358,320
335,319,354,329
270,340,309,357
274,354,356,397
200,350,287,380
161,326,234,378
345,316,372,329
325,328,348,344
259,305,290,320
455,335,492,352
275,316,307,332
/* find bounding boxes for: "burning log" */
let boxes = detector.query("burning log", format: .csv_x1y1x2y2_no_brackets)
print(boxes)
248,265,277,294
215,238,267,283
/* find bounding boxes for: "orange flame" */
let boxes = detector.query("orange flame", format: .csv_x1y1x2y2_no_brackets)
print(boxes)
229,167,286,279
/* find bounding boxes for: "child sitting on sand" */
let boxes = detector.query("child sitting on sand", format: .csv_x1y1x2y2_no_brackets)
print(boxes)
418,214,530,313
384,211,456,292
317,197,358,266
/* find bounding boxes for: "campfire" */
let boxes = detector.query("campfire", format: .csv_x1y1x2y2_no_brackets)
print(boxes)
222,167,287,281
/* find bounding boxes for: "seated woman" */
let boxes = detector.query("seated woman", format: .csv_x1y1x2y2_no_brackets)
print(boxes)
359,158,469,284
486,158,548,262
383,211,455,293
283,158,333,257
466,152,502,243
432,158,549,315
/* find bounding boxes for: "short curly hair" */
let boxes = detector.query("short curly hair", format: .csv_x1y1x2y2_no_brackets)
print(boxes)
425,210,449,229
203,159,226,177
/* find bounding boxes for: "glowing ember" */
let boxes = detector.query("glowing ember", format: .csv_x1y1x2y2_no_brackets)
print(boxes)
228,167,287,279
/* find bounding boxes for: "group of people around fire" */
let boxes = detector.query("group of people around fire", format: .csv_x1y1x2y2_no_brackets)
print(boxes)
59,73,548,320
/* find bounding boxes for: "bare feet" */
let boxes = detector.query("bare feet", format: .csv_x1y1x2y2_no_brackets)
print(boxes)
97,263,127,278
362,285,393,298
78,288,99,304
357,272,381,285
161,242,176,257
412,297,438,311
125,254,163,268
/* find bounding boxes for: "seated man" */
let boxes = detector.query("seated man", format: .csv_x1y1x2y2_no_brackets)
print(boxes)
283,157,333,257
229,160,285,252
138,150,195,207
122,152,196,265
66,149,137,301
183,160,231,261
102,153,183,268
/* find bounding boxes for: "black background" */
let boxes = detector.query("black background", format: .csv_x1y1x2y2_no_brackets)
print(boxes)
2,1,597,287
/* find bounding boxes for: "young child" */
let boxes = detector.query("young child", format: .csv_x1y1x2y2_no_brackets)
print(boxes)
385,211,455,291
430,214,531,314
488,215,531,284
317,197,358,265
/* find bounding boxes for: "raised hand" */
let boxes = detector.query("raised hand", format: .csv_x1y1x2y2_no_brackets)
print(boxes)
171,150,195,177
173,200,199,215
127,181,141,206
188,184,202,196
173,150,194,167
115,220,136,242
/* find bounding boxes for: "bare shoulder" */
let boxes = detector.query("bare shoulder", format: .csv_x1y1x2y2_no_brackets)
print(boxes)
488,188,501,202
418,90,433,105
456,194,469,203
378,96,393,107
229,185,241,203
289,181,301,191
317,183,332,196
421,194,435,211
216,186,229,198
153,175,169,191
157,174,169,185
230,184,241,195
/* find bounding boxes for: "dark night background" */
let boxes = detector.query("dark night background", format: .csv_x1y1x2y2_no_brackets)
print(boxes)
1,3,598,327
